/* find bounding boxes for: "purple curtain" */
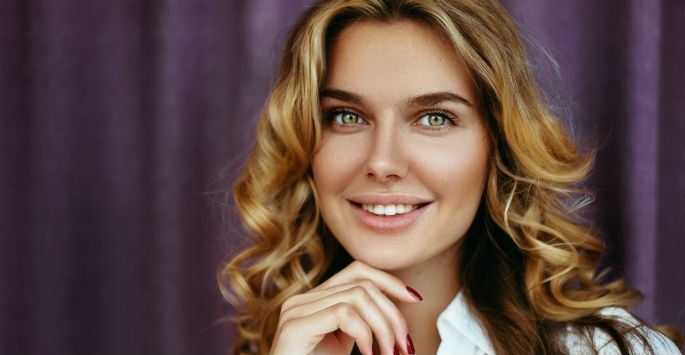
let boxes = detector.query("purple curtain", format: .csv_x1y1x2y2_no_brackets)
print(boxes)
1,0,682,354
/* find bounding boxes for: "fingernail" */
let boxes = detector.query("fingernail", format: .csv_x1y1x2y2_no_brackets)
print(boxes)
372,345,379,355
393,346,400,355
406,286,423,301
407,334,416,354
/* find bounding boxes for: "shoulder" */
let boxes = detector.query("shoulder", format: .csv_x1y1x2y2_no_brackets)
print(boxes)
563,307,682,354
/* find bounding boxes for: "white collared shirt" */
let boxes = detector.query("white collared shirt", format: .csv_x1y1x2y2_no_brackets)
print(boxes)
436,292,682,354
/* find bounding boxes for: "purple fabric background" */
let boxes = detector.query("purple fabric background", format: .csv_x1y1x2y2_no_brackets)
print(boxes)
1,0,683,354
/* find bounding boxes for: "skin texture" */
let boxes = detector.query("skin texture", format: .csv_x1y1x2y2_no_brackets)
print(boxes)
271,20,490,355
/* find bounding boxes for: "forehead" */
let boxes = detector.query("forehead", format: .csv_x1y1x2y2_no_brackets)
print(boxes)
324,19,476,104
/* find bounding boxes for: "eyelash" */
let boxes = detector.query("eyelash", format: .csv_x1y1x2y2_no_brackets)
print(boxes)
324,107,459,131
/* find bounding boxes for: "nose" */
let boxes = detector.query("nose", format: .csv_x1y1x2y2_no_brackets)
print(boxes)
365,120,408,183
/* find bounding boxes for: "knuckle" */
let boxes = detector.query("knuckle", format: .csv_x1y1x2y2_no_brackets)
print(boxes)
279,294,305,320
333,302,355,319
280,295,298,311
279,307,294,323
349,260,366,272
358,279,375,290
351,286,373,304
350,285,367,298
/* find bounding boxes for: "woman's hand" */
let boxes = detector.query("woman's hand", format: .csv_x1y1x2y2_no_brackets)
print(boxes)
269,261,422,355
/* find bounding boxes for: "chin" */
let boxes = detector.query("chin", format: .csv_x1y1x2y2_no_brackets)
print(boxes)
346,245,418,271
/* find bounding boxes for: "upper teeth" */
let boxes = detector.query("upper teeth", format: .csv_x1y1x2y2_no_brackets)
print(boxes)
361,204,417,216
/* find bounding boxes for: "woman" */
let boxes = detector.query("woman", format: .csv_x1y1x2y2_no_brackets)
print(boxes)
219,0,682,354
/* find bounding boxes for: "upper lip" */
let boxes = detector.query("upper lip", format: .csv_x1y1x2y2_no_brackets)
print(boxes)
347,194,433,205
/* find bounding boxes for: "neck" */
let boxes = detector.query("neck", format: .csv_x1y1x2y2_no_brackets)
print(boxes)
390,244,461,354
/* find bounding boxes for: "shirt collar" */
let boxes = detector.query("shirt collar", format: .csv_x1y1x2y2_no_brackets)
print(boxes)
436,291,495,355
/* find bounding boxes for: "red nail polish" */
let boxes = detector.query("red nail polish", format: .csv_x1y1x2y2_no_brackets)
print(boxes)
372,345,379,355
406,286,423,301
394,346,400,355
407,334,416,354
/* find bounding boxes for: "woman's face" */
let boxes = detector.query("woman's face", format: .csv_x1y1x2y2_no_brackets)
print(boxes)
312,20,489,272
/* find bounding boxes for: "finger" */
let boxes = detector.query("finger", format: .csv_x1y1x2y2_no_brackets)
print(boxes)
315,260,423,304
282,302,374,355
356,279,412,355
282,285,398,354
284,280,410,353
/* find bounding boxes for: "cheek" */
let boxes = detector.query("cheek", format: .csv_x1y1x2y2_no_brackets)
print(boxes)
312,134,366,198
312,135,369,248
412,134,489,203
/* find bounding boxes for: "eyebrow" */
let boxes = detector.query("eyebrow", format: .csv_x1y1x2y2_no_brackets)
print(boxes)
320,88,473,108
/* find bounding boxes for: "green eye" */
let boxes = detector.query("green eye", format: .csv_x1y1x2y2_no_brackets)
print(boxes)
332,111,365,125
342,113,359,124
418,113,451,127
429,114,445,126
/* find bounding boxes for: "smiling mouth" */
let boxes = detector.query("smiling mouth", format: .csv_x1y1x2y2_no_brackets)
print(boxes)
352,202,430,216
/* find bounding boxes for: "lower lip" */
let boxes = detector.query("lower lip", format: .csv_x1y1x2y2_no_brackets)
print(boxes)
349,202,430,233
